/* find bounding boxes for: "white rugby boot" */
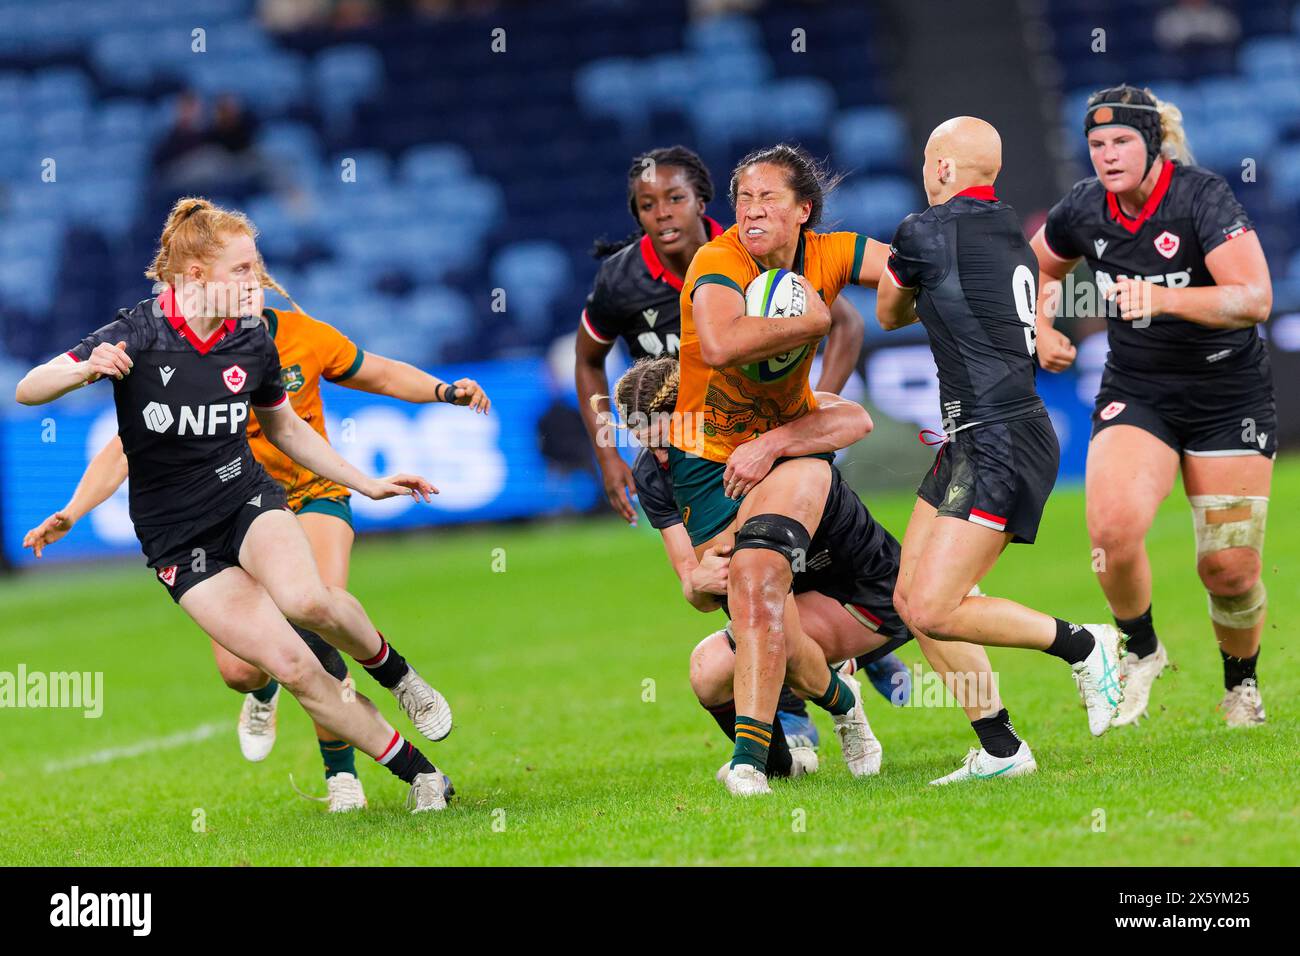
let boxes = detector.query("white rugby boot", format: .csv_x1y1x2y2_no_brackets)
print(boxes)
407,770,452,813
831,673,882,776
1219,679,1266,728
1071,624,1125,736
326,772,367,813
724,763,772,796
929,742,1037,785
789,746,819,778
1114,641,1168,726
237,686,279,762
391,668,453,742
715,747,818,782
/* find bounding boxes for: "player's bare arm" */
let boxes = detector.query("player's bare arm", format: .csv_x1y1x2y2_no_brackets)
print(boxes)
815,296,864,393
875,268,919,331
659,522,728,613
343,352,490,413
723,390,873,499
1029,226,1081,372
853,237,891,288
15,343,132,405
693,279,831,369
1103,231,1272,329
575,325,638,523
253,401,437,501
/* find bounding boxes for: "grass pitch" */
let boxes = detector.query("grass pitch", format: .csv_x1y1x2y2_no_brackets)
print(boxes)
1,459,1296,866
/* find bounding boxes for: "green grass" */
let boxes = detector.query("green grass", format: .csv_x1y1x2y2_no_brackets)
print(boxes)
1,458,1296,866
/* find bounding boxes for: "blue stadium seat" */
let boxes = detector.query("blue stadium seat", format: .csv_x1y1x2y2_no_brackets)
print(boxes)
332,149,393,190
1196,76,1252,117
314,44,386,129
398,143,474,186
491,241,571,335
406,285,475,360
831,106,908,170
1238,35,1300,80
28,67,91,112
693,49,773,90
257,121,322,169
643,52,700,110
687,86,765,151
685,14,764,54
829,177,921,239
1194,116,1276,172
765,77,836,138
96,99,151,142
1271,143,1300,204
573,57,645,131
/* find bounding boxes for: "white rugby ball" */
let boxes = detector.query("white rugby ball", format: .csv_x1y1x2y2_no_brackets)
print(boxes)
740,268,808,383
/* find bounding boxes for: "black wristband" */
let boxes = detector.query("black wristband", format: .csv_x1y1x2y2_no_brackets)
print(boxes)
437,382,450,403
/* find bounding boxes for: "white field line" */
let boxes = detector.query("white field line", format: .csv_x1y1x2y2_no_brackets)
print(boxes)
43,720,227,773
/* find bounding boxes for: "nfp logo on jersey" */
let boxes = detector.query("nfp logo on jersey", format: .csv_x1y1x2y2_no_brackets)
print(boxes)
141,401,249,435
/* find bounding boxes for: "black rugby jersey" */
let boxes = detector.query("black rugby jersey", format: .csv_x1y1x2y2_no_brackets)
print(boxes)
581,217,724,359
1042,161,1259,374
66,288,287,559
632,446,682,530
887,186,1046,430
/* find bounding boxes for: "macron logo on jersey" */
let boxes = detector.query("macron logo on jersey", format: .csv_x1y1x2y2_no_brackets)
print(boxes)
1093,238,1108,257
159,366,176,386
142,401,249,435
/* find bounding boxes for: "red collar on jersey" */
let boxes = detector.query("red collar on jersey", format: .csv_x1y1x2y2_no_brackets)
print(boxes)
640,216,725,291
158,285,238,355
1106,159,1176,234
955,185,997,201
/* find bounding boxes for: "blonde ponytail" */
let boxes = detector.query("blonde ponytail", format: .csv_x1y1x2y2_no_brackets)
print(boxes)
1150,91,1195,165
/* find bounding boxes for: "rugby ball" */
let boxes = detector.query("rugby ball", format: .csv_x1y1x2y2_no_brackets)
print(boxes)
740,269,808,383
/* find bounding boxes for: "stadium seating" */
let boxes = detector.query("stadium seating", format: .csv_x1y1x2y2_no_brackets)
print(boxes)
20,1,1297,373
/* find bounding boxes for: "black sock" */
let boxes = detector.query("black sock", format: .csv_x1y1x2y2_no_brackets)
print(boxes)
972,708,1022,759
777,684,809,719
1115,606,1158,659
294,625,348,680
704,699,737,741
704,700,793,777
1045,618,1095,665
358,634,409,689
766,708,794,778
376,733,435,783
1221,648,1259,690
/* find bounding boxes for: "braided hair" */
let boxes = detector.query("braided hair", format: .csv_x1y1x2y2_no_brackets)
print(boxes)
591,146,714,259
589,356,680,439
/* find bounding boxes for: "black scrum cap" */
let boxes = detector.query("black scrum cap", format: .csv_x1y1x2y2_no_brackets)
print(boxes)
1084,85,1163,175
